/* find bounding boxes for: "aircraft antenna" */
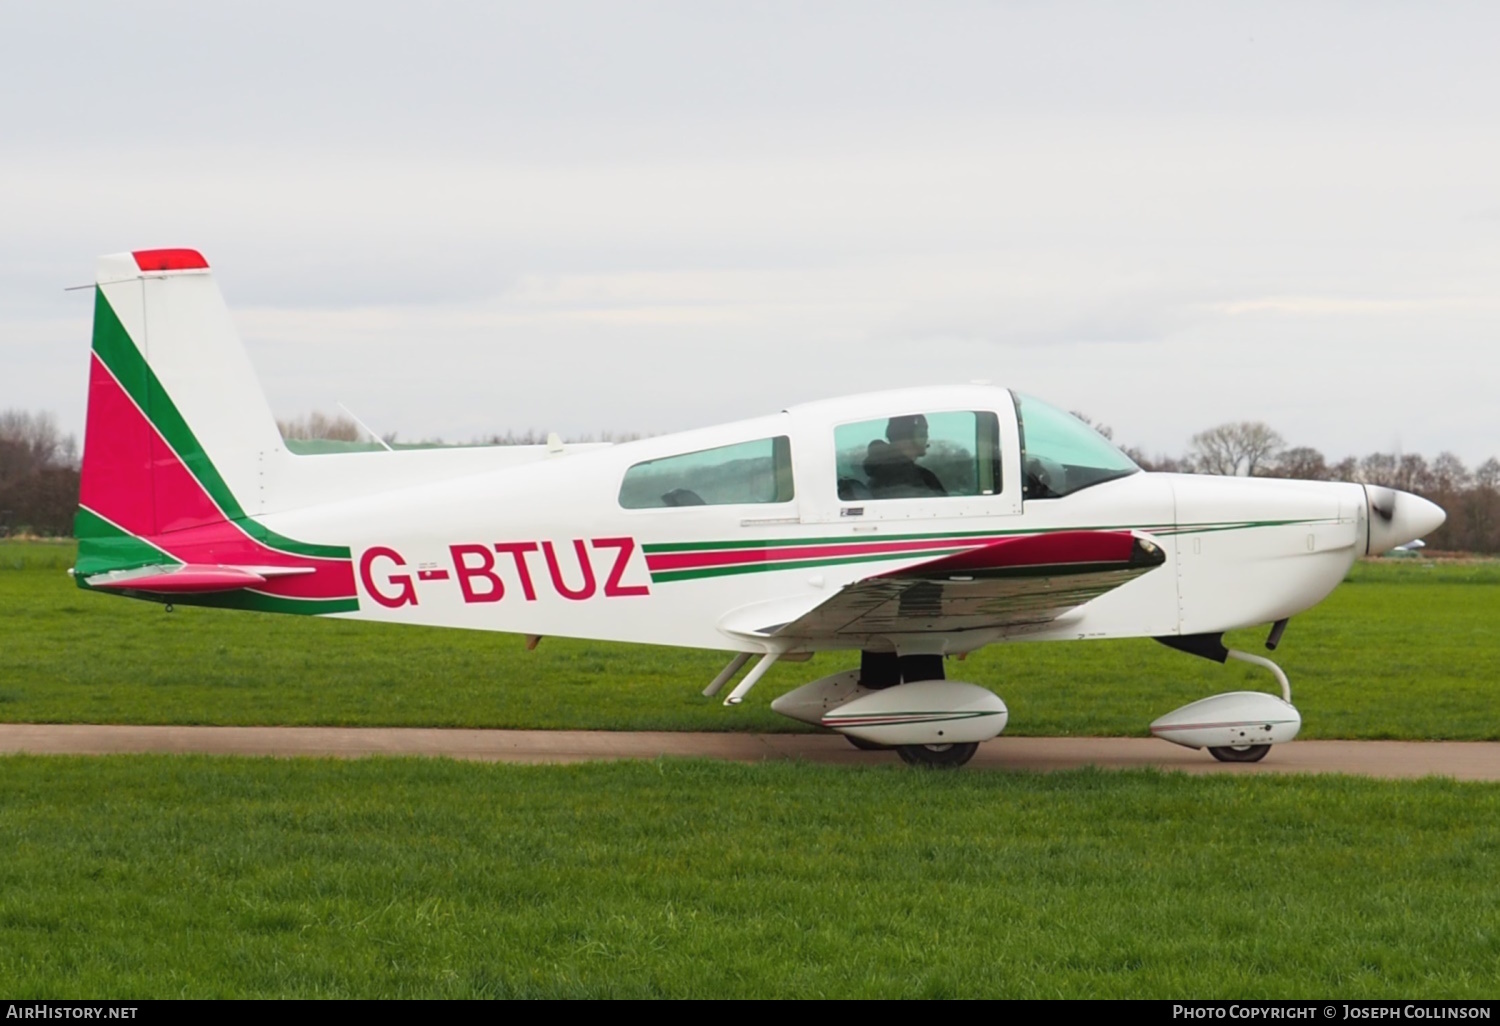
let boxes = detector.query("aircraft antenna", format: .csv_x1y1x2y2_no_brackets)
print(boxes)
337,402,395,452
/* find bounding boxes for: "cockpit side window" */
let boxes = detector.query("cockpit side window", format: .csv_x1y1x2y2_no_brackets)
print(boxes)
1013,393,1139,499
834,411,1000,500
620,436,794,509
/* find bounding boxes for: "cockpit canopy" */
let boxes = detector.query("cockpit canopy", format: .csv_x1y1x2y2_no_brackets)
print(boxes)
612,386,1139,514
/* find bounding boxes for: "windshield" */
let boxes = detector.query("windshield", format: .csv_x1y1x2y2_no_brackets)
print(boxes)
1013,393,1139,499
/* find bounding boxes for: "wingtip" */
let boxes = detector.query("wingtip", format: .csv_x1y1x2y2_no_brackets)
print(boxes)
1131,536,1168,568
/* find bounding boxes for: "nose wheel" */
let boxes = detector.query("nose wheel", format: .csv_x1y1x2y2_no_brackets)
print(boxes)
896,742,979,768
1150,634,1304,762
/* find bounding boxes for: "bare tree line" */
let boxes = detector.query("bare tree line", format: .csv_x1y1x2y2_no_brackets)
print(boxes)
3,406,1496,552
276,413,642,448
276,412,365,442
0,411,79,538
1085,416,1500,554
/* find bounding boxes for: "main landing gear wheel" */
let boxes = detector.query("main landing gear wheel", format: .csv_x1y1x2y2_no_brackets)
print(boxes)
1208,744,1271,763
846,735,890,752
896,742,979,768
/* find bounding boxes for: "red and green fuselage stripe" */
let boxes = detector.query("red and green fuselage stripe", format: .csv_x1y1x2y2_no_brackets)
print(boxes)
641,518,1336,583
157,590,360,616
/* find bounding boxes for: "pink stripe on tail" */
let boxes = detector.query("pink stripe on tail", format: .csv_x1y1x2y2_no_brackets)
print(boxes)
78,355,354,601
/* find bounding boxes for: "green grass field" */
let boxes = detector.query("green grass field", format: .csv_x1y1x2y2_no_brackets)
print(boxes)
0,756,1496,998
2,542,1497,999
1,541,1496,738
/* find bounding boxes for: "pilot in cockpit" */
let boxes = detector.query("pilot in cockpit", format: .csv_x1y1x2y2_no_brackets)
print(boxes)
864,414,947,498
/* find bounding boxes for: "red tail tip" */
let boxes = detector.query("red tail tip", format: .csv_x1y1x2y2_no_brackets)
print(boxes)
132,249,209,272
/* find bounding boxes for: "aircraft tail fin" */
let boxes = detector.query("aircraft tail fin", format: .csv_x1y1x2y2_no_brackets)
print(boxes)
80,249,283,538
75,249,358,612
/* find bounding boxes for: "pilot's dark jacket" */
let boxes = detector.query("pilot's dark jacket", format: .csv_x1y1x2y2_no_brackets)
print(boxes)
864,440,947,498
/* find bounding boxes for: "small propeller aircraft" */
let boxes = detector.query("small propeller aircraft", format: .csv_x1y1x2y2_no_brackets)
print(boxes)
71,249,1446,767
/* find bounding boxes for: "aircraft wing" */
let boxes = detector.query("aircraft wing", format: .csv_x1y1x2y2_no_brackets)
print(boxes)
726,531,1166,642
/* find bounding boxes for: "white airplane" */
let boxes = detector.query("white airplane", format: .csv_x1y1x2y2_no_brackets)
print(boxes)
71,250,1447,767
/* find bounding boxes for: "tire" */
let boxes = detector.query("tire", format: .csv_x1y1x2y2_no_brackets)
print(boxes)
1208,744,1271,763
845,735,890,752
896,742,979,768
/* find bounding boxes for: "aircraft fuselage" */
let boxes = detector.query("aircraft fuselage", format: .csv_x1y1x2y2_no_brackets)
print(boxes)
256,385,1424,656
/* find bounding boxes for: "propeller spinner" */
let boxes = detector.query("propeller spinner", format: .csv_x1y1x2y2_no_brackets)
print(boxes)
1364,485,1445,554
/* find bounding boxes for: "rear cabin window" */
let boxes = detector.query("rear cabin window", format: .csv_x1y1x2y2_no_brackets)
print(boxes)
619,436,795,509
834,411,1000,501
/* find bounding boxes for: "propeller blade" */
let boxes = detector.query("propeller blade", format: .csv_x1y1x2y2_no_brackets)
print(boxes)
1367,485,1397,524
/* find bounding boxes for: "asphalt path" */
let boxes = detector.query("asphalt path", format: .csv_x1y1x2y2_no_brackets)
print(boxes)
0,725,1497,779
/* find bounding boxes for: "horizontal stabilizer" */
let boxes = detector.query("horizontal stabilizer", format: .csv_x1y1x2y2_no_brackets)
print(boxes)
85,563,315,594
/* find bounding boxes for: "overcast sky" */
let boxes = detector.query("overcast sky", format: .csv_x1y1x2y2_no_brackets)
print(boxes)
2,1,1497,464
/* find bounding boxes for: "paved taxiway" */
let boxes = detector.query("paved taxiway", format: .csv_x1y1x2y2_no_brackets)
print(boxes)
0,725,1497,780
